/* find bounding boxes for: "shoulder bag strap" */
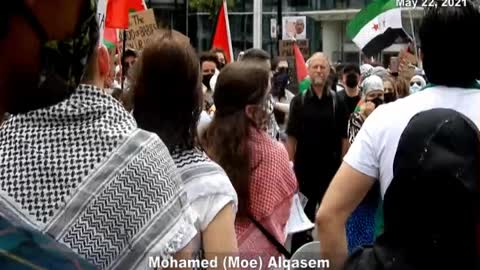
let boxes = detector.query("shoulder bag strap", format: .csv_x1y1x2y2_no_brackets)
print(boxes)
248,215,292,259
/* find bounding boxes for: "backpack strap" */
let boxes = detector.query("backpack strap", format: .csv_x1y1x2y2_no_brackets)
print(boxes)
330,89,337,115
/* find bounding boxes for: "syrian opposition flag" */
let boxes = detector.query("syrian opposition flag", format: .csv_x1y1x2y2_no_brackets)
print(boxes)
347,0,410,56
211,0,234,63
106,0,147,29
294,43,310,95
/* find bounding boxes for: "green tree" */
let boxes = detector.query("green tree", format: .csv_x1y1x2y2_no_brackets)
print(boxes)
189,0,236,17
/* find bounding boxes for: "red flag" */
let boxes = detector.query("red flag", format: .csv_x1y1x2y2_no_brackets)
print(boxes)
103,28,118,49
211,0,233,63
294,43,310,94
294,43,308,82
106,0,147,29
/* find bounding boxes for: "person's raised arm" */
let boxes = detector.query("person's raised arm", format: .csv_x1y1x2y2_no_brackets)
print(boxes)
274,101,290,114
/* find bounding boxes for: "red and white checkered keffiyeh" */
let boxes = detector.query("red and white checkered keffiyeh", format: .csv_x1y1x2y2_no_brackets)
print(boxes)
236,127,297,257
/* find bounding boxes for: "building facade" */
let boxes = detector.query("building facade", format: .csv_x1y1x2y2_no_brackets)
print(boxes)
147,0,423,64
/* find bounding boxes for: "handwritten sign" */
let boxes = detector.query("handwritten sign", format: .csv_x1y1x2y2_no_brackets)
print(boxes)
279,40,309,59
119,9,158,51
398,49,418,80
96,0,107,44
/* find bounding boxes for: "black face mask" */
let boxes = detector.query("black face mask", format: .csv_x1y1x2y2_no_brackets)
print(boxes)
384,93,396,103
218,63,225,70
346,73,359,88
368,97,384,108
272,72,288,97
203,74,214,90
277,67,288,74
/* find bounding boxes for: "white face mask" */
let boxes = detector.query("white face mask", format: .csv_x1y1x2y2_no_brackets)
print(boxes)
410,84,422,94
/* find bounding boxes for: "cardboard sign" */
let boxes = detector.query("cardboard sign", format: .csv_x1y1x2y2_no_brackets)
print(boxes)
96,0,107,44
398,49,418,80
119,9,158,51
279,40,309,59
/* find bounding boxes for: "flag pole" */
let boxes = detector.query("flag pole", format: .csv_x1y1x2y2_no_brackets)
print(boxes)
408,9,419,65
121,29,127,91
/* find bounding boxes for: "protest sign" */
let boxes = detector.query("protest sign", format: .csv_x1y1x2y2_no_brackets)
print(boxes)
282,16,307,40
119,9,158,51
279,40,309,59
96,0,107,44
398,48,418,80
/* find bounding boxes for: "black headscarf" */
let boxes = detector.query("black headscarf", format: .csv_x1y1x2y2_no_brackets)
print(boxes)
344,108,480,270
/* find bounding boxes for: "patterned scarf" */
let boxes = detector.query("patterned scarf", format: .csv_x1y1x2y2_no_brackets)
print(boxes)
236,128,297,256
0,85,197,269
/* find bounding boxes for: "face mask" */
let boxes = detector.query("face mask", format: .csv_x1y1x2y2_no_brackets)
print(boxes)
217,63,225,70
271,72,289,96
8,0,99,114
277,67,288,74
203,74,214,90
368,97,384,108
346,73,359,88
410,84,422,94
384,92,396,103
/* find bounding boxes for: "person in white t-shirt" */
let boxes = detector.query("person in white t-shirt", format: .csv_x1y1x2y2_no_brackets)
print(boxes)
315,3,480,269
132,32,239,265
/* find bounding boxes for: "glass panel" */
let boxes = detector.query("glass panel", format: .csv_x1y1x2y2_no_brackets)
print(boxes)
261,0,375,11
231,0,254,12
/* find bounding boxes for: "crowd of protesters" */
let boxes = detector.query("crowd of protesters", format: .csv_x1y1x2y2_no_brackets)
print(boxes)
0,1,479,270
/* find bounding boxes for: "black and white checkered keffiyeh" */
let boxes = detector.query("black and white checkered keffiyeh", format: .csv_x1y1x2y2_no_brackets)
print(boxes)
266,95,280,140
0,84,197,270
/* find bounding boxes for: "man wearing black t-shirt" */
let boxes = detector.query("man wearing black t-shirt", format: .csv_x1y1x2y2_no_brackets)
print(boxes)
286,52,343,252
336,64,362,156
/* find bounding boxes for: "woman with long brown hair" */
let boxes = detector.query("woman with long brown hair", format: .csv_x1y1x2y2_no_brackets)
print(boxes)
203,61,297,257
132,32,239,263
394,76,410,98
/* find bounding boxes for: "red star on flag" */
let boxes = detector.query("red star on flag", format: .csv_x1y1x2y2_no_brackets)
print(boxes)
372,23,379,31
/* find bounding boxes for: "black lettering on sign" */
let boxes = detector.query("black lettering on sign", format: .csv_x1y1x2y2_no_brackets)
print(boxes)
131,15,145,26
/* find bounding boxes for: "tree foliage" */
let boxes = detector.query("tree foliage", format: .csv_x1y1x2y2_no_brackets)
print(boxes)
189,0,236,16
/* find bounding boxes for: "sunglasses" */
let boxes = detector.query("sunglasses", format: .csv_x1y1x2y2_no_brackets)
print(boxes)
410,81,422,87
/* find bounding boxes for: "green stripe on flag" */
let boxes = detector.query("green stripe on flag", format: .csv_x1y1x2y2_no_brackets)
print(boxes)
299,78,311,95
103,40,116,49
347,0,397,40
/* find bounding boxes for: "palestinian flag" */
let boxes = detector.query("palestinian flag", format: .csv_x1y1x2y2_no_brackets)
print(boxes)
347,0,410,56
103,28,118,49
294,43,310,95
106,0,147,29
211,0,234,63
